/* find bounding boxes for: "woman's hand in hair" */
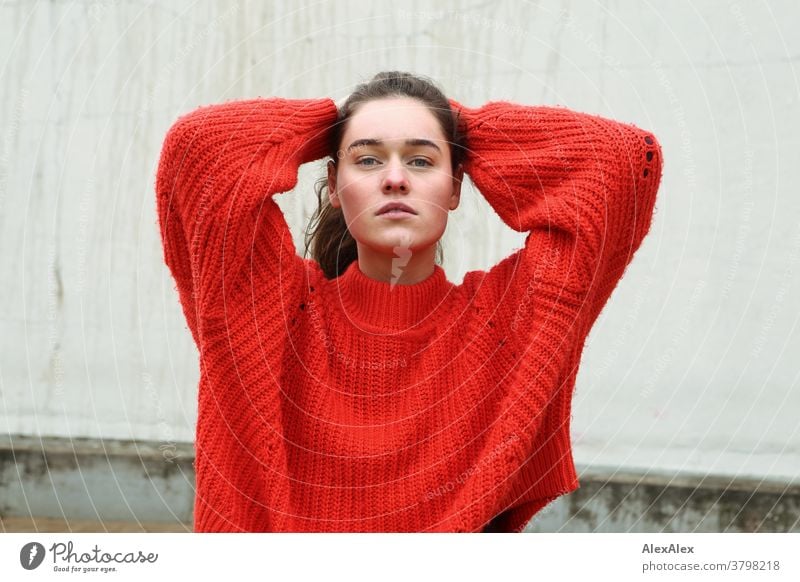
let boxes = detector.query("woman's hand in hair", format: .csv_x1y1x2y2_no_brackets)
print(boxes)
448,98,479,170
447,98,478,126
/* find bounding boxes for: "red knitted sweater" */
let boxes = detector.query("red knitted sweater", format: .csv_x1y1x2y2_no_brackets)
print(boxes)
155,96,663,532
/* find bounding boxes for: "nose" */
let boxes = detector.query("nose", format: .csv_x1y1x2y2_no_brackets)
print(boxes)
381,161,408,193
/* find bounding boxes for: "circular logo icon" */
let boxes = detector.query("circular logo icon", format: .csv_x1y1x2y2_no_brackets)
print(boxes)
20,542,46,570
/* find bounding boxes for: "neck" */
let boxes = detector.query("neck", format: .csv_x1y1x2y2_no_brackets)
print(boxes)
336,258,452,333
355,242,437,286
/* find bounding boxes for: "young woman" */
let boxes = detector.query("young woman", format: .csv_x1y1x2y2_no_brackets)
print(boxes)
156,71,663,533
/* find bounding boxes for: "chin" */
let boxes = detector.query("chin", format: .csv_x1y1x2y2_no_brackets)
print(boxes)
359,235,436,256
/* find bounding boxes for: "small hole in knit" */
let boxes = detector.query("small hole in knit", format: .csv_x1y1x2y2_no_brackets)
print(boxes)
299,302,305,310
646,151,654,162
291,317,296,325
310,286,315,292
643,168,649,177
645,135,654,145
488,320,495,328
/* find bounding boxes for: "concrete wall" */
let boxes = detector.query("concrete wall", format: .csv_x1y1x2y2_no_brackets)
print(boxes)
3,435,797,532
1,0,798,500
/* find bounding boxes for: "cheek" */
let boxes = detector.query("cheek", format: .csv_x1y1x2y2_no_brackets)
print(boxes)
338,167,374,191
335,175,376,224
425,176,457,213
335,172,362,204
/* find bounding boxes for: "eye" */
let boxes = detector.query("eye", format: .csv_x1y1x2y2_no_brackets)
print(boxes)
410,158,432,168
356,157,380,166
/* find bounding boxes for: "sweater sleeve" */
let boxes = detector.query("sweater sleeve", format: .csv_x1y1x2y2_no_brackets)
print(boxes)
453,99,663,333
452,101,663,527
155,97,338,336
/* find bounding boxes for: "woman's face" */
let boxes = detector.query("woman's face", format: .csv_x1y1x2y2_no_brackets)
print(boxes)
327,97,463,258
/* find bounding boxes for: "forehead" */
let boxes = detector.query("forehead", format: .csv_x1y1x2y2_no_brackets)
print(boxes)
343,97,445,143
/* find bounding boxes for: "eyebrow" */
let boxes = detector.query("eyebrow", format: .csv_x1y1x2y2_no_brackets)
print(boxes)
345,138,442,154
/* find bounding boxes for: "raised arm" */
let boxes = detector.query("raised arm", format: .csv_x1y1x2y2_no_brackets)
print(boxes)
155,97,338,338
452,99,663,327
448,102,663,526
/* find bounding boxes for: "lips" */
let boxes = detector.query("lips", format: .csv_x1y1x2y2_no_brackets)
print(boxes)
377,202,417,216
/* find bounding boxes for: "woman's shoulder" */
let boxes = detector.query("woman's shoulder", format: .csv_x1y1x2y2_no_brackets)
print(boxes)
456,247,526,305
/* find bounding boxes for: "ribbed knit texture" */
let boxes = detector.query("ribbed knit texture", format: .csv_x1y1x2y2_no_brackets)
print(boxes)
155,96,663,532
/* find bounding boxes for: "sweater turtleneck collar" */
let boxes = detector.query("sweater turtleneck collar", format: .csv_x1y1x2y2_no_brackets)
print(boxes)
334,259,453,333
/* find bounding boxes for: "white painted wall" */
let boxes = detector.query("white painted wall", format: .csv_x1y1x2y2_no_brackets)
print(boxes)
1,0,797,481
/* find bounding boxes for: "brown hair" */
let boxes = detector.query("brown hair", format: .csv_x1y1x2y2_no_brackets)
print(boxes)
303,71,467,279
